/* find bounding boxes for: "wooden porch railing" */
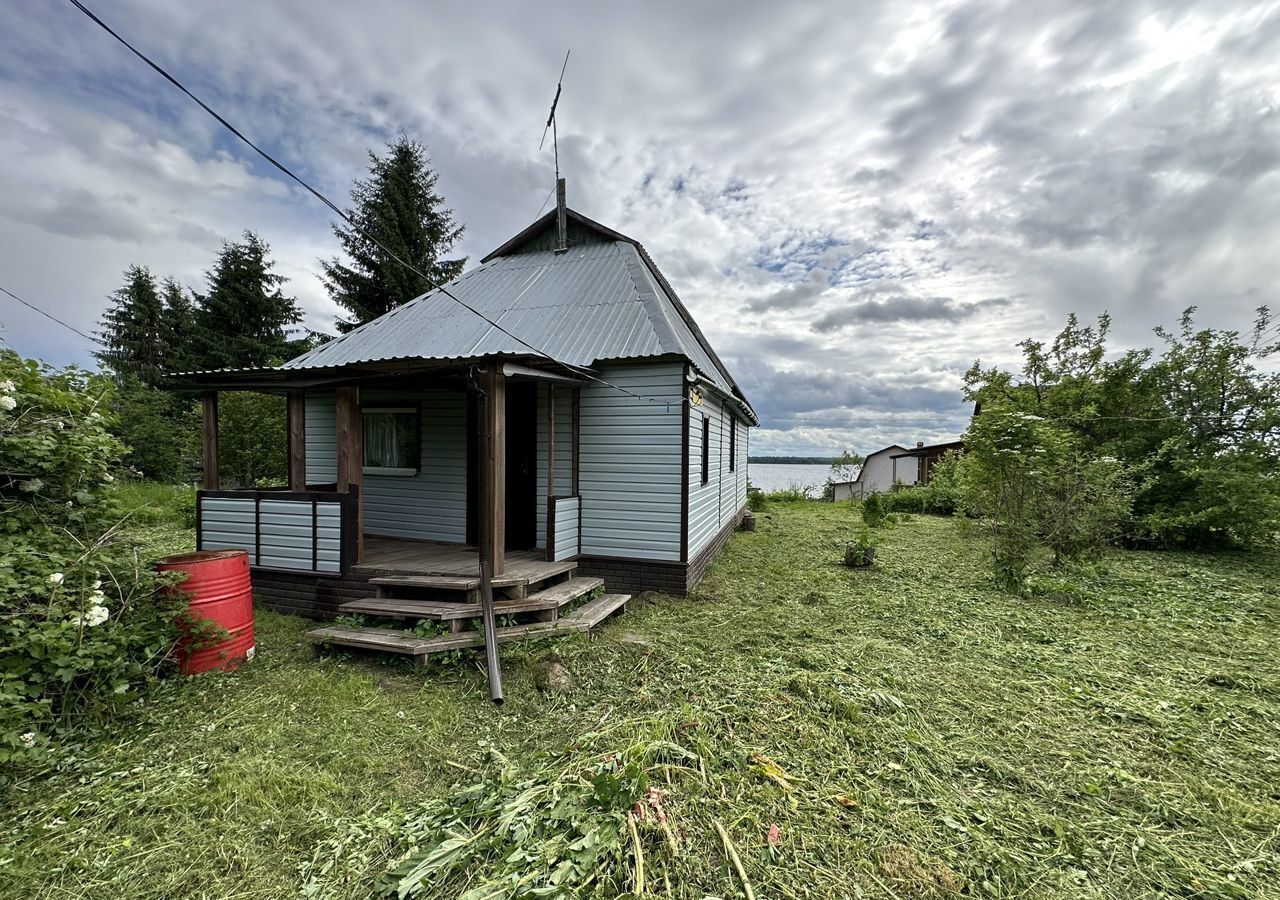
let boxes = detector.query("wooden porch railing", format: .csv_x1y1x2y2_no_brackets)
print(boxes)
196,485,359,575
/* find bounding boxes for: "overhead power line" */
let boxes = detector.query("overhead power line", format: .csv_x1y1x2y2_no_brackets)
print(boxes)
65,1,684,410
0,284,103,346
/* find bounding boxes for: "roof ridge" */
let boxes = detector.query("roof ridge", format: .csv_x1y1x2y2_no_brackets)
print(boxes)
616,243,682,356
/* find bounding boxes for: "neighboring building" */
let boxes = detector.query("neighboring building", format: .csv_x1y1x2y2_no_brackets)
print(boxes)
890,440,965,486
832,444,911,500
830,439,964,500
173,204,757,635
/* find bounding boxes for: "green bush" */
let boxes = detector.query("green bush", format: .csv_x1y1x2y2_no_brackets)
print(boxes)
110,378,198,482
875,452,967,516
180,390,287,487
961,407,1132,590
965,308,1280,550
0,351,181,766
762,482,815,502
861,491,890,528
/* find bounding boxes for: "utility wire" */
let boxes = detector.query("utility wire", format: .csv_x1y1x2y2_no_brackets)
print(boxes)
0,284,103,346
65,1,683,410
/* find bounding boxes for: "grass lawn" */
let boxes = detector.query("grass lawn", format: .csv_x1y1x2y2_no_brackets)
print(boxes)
2,498,1278,899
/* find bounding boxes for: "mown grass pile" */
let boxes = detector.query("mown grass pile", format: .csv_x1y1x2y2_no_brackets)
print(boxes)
2,500,1277,899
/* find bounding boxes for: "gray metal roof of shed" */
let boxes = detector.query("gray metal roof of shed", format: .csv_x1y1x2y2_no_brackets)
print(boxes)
283,210,753,419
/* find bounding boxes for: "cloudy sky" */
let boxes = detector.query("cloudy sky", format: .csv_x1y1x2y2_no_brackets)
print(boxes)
2,1,1278,455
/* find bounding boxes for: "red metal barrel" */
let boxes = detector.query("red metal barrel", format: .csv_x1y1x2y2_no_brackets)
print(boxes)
156,550,255,675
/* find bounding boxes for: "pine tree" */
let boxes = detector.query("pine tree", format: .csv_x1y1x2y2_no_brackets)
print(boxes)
193,231,304,369
96,265,167,385
158,277,197,373
321,137,466,333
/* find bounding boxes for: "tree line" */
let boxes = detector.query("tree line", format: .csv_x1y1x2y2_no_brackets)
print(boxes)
94,138,464,483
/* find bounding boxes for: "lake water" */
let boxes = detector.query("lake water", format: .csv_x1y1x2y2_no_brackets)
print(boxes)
748,463,838,496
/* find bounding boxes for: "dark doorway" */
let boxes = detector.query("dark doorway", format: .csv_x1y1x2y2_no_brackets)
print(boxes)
465,382,538,550
504,381,538,549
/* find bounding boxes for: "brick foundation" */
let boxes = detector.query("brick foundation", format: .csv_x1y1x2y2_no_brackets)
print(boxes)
577,505,746,596
250,568,376,620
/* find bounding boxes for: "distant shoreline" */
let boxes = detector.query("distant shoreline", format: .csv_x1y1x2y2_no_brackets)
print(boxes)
748,457,836,465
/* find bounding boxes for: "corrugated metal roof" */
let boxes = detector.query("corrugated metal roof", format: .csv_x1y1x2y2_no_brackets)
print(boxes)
282,241,747,411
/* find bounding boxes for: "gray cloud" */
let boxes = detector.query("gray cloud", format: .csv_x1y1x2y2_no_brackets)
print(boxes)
811,294,1009,331
1,0,1277,456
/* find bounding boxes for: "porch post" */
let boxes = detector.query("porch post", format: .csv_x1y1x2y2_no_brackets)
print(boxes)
201,391,219,491
481,364,506,577
571,387,580,494
335,386,364,560
545,384,556,562
547,384,556,497
287,389,306,492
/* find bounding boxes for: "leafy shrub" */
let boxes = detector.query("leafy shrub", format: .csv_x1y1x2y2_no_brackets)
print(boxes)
962,406,1132,590
0,351,180,765
881,451,966,515
172,485,198,528
110,378,198,482
965,308,1280,550
747,487,766,512
763,482,815,501
861,491,890,528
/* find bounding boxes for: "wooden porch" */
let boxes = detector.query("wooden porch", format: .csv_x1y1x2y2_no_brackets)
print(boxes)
354,537,575,582
188,357,624,677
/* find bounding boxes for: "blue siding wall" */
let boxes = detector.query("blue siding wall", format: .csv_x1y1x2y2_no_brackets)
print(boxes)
305,392,337,483
360,388,468,542
550,495,580,561
687,387,748,558
198,496,342,573
579,362,684,561
303,387,469,543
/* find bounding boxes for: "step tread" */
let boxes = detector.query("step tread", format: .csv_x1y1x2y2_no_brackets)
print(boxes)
343,577,605,620
305,625,427,654
564,592,630,629
307,591,631,658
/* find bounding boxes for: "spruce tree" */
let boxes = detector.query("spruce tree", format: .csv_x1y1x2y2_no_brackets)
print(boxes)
158,277,197,373
193,231,304,369
96,265,167,385
321,137,466,333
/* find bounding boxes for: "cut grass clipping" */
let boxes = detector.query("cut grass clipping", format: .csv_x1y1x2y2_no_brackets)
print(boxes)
2,498,1278,899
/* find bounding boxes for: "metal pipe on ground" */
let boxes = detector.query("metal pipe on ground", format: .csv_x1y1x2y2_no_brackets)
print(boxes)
474,378,504,704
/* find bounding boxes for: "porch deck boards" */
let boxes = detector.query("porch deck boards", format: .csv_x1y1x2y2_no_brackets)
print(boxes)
354,537,574,584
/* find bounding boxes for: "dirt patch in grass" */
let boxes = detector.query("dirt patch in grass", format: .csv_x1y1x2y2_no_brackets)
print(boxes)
2,501,1278,898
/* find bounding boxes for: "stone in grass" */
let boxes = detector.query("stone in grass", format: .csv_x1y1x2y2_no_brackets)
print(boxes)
532,653,576,695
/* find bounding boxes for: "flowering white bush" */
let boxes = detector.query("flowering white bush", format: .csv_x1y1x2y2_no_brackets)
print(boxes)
0,349,181,765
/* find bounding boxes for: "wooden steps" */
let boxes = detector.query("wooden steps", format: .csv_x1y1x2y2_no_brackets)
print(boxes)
306,593,630,667
339,576,605,621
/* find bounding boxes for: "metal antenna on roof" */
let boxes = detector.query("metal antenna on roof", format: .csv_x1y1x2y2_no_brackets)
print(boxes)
539,50,571,253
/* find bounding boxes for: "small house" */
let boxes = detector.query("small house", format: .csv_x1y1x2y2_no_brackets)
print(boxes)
831,444,910,500
830,439,964,500
173,205,756,647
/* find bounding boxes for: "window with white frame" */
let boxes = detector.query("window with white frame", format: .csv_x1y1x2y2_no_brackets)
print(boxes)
363,406,420,475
